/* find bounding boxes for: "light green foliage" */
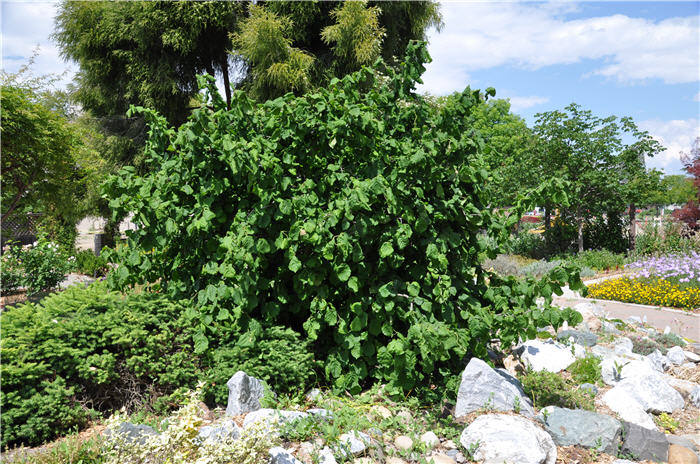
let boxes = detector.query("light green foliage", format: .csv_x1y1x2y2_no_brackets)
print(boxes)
104,43,583,395
520,370,595,410
567,355,602,385
648,174,697,206
321,1,385,66
561,250,628,272
3,434,104,464
633,221,700,256
232,6,315,100
104,385,277,464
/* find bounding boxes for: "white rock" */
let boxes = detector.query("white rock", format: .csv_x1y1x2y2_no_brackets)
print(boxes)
460,414,556,464
370,405,392,420
269,447,305,464
691,385,700,408
684,350,700,362
318,447,337,464
646,349,669,372
614,337,634,356
386,458,408,464
197,419,241,443
664,326,672,335
667,346,687,365
337,430,371,457
421,431,440,449
601,388,657,430
615,372,685,413
242,408,308,430
427,455,456,464
518,339,576,373
665,376,699,400
601,358,655,386
443,439,457,449
394,435,413,451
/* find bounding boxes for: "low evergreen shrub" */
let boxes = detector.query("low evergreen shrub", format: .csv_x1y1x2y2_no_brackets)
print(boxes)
73,249,109,277
0,284,317,448
520,370,594,410
567,356,602,385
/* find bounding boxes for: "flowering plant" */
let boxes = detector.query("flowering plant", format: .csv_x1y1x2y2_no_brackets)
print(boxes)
1,236,75,295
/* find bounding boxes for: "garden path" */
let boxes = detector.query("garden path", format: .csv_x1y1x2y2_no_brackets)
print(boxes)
553,293,699,341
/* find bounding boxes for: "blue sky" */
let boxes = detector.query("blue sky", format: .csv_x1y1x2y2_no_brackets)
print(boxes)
2,1,699,174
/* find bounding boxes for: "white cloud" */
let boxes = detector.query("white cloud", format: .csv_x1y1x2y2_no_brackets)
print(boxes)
419,2,699,95
506,95,550,112
639,118,700,175
1,1,75,86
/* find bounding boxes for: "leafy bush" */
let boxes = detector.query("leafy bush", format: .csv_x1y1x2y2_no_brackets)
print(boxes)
567,356,602,385
583,212,629,253
73,249,109,277
520,370,594,410
104,42,583,394
508,228,548,259
560,249,627,272
0,237,73,295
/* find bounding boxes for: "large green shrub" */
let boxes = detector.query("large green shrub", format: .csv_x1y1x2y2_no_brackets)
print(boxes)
104,42,583,394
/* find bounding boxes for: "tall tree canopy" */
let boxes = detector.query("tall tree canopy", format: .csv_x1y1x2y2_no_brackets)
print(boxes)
532,103,663,252
54,1,441,124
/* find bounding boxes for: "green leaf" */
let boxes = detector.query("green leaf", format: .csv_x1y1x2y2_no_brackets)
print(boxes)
379,241,394,258
348,276,359,292
335,263,351,282
289,255,302,273
407,281,420,297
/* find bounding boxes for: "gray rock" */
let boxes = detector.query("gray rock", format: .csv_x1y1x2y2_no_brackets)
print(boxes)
318,447,337,464
579,383,598,396
612,460,637,464
557,330,598,347
307,408,333,419
601,320,622,334
226,371,266,416
646,349,669,372
305,388,322,402
536,406,621,454
104,423,157,445
517,339,576,372
685,350,700,363
336,430,370,457
269,447,304,464
668,346,687,365
627,316,643,326
197,419,241,443
454,358,534,418
460,414,556,464
691,385,700,408
620,422,669,462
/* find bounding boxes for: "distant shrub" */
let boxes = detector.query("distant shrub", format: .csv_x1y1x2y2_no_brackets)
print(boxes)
583,212,629,253
509,229,548,259
630,336,663,355
0,237,73,295
73,249,109,277
634,221,700,256
561,250,627,272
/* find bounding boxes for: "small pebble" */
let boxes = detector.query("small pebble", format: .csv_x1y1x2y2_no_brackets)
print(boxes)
394,435,413,451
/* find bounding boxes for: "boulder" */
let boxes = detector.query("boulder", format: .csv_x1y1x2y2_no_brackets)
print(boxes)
685,350,700,363
454,358,534,418
226,371,266,416
601,387,656,430
104,422,157,445
668,346,688,365
579,383,598,396
319,446,338,464
620,422,669,462
668,444,698,464
600,358,654,386
616,372,685,413
557,329,597,347
269,447,305,464
394,435,413,451
574,302,605,332
665,376,700,401
537,406,621,454
667,435,699,452
197,419,241,443
647,349,670,372
517,339,576,373
691,385,700,408
460,414,556,464
337,430,371,457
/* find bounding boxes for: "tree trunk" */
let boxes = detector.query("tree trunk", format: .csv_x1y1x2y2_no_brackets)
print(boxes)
577,217,584,253
629,203,636,250
544,205,551,234
221,57,232,110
